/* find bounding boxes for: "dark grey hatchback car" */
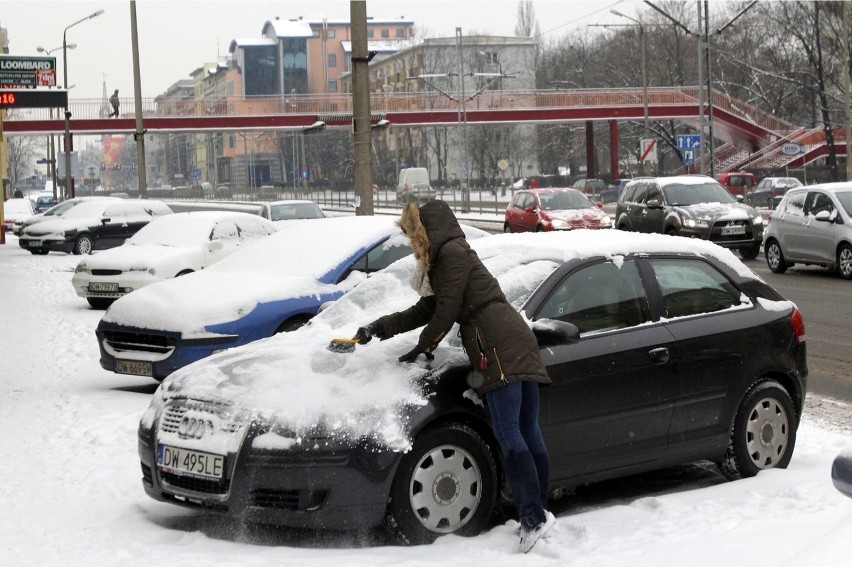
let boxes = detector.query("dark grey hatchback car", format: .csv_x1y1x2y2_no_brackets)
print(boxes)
615,175,766,260
138,231,807,545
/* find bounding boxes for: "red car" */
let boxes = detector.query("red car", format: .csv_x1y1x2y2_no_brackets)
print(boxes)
504,188,613,232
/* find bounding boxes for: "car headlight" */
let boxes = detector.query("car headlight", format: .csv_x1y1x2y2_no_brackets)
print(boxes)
683,218,709,228
551,219,568,228
600,215,612,227
753,214,764,225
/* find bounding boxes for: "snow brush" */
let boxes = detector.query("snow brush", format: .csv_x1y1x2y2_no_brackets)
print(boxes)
327,337,360,354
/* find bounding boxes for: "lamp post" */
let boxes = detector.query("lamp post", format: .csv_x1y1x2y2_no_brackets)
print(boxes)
62,8,105,199
610,10,649,175
36,44,74,201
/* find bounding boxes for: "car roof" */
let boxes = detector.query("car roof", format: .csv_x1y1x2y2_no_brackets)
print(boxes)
790,181,852,193
523,187,584,195
625,175,716,187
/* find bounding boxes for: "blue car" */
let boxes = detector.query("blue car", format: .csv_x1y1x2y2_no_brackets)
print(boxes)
96,215,488,381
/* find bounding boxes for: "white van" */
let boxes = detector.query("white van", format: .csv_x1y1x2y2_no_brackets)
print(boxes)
396,167,435,203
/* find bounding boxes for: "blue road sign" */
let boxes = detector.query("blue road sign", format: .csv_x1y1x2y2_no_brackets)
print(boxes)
677,135,701,151
682,150,695,165
36,158,55,164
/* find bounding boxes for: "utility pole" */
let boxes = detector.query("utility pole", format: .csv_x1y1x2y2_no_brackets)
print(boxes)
845,1,852,181
130,1,147,198
350,0,374,215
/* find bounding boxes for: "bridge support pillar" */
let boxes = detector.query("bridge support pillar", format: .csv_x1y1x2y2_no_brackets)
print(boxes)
609,120,619,180
586,121,595,179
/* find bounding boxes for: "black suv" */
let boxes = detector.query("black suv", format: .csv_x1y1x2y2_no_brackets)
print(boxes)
615,175,765,259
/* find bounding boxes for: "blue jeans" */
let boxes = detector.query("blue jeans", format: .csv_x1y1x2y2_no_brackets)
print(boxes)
485,381,550,528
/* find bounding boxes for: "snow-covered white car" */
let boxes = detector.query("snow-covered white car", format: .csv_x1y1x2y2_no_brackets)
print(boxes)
13,196,120,236
72,211,278,309
19,199,172,255
3,197,35,233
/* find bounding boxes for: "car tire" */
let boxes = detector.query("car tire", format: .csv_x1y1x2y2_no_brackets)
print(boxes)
739,245,761,260
87,298,114,310
276,317,310,333
73,234,94,255
666,228,679,237
719,379,797,481
503,224,512,233
535,225,544,232
385,423,498,545
765,239,788,274
837,244,852,280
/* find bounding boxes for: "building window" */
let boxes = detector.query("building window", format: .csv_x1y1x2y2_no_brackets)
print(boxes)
381,28,389,38
328,53,337,68
367,29,374,38
396,28,405,38
229,133,235,149
328,79,338,93
327,29,336,39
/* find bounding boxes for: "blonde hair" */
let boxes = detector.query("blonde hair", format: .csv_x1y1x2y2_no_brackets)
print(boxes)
398,202,430,267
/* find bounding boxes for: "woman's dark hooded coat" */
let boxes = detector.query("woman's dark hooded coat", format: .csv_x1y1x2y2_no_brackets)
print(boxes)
376,200,550,394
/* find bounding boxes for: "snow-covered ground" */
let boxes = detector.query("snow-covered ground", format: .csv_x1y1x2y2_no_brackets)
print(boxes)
1,232,852,567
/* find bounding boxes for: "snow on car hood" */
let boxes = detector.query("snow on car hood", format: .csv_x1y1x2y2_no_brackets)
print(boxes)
79,243,196,272
143,229,760,452
676,202,754,220
546,208,607,222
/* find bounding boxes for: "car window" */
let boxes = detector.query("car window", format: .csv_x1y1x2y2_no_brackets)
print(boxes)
538,191,594,210
210,220,241,242
535,260,651,336
621,183,640,203
784,191,806,216
347,240,413,276
663,182,734,205
631,183,648,204
835,191,852,216
235,218,277,239
270,202,324,221
649,259,742,319
804,192,835,217
646,184,662,202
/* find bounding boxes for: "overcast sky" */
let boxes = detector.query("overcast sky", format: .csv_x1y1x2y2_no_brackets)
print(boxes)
1,0,642,100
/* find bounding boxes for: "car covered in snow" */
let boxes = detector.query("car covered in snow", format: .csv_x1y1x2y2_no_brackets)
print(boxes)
503,188,612,232
72,211,278,309
19,199,172,255
13,196,120,236
138,229,807,545
98,214,489,380
2,197,35,233
615,175,766,260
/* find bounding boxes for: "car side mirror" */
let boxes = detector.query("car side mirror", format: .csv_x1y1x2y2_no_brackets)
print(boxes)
525,206,536,214
595,201,603,208
208,240,225,252
531,319,580,347
101,217,111,224
813,210,836,223
646,199,662,209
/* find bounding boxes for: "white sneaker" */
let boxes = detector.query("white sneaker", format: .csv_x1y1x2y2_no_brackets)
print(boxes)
519,510,556,553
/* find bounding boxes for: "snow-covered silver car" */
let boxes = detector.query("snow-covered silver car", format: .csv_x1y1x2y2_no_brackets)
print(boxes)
763,182,852,279
72,211,278,309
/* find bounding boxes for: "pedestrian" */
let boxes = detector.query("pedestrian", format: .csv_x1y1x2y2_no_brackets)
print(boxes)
109,89,120,117
13,188,24,198
355,200,556,553
529,178,539,189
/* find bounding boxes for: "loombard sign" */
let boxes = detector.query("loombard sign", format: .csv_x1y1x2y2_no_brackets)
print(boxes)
0,55,57,87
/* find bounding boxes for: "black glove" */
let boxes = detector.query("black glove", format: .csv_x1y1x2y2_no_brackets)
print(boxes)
398,345,435,363
355,320,387,344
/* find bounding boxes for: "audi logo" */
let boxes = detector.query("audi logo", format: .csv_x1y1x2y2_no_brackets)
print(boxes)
178,416,214,439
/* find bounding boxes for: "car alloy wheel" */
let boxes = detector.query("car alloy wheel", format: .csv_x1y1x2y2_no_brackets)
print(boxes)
385,423,497,545
73,234,94,255
765,240,788,274
838,244,852,280
720,380,797,480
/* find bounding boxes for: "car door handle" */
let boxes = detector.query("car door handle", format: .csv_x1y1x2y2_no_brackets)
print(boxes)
648,347,669,364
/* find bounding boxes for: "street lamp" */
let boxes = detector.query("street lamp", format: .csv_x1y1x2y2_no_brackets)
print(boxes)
62,8,105,199
36,44,75,200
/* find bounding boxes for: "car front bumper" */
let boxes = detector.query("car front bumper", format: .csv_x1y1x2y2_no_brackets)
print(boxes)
138,425,399,529
72,271,158,300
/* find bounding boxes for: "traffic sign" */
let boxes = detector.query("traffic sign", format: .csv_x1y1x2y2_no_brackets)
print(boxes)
640,138,657,162
36,158,55,165
677,134,701,151
497,159,509,171
682,150,695,165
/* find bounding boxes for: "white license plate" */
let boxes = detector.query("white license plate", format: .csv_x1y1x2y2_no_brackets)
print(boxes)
721,225,746,235
115,359,152,376
88,282,119,292
26,240,42,248
157,444,224,480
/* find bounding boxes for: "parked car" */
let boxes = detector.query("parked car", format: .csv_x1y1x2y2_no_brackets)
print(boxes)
763,182,852,279
747,177,802,208
504,188,612,232
397,183,437,205
268,200,325,221
18,199,172,255
2,197,35,233
138,229,806,544
615,175,765,260
600,179,631,204
715,172,756,198
97,215,489,380
72,211,278,309
13,196,121,236
571,178,607,198
832,447,852,498
34,194,57,213
164,199,325,222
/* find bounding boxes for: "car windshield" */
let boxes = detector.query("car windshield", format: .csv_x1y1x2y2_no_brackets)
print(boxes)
586,179,606,191
663,182,736,206
270,202,325,221
44,200,82,216
538,192,595,210
775,178,801,188
61,200,111,218
835,191,852,216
